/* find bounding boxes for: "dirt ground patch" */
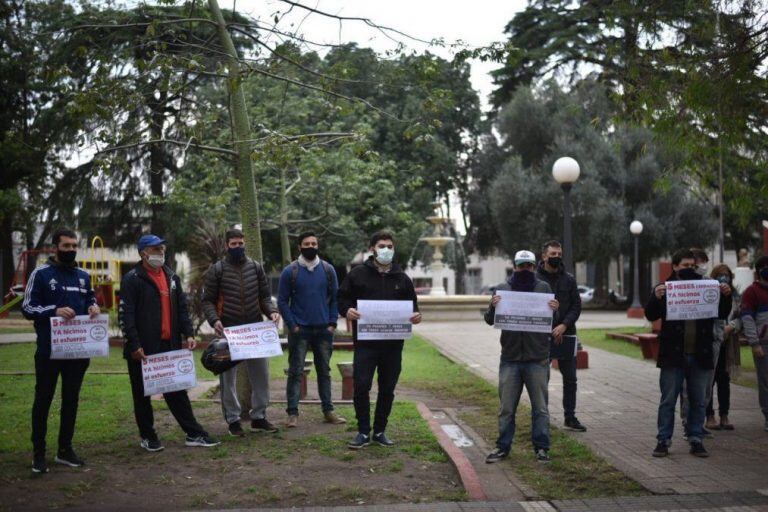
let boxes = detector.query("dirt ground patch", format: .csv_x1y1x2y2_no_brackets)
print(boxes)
0,399,464,511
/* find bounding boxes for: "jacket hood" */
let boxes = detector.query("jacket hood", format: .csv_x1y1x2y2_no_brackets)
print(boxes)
364,255,404,274
132,260,175,278
47,255,78,270
537,260,564,276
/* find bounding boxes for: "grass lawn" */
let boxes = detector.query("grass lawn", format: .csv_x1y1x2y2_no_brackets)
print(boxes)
0,327,35,335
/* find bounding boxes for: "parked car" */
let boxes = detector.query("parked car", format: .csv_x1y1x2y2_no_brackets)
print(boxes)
578,285,594,303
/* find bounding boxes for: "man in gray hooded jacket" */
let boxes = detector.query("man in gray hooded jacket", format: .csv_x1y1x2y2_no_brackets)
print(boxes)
484,250,559,464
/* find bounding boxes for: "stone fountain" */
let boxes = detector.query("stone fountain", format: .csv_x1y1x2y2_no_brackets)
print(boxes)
419,202,455,296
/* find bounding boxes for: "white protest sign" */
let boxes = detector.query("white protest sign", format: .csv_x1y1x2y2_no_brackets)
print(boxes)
223,321,283,361
666,279,721,321
142,349,197,396
50,314,110,359
494,290,555,333
357,300,413,340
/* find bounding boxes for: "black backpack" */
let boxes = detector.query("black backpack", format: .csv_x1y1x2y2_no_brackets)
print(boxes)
200,338,239,376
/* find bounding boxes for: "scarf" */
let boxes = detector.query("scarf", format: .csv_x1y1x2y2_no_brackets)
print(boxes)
298,254,321,272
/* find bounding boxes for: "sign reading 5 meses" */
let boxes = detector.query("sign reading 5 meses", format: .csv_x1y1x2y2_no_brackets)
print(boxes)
223,321,283,361
666,279,721,321
141,349,197,396
50,314,110,359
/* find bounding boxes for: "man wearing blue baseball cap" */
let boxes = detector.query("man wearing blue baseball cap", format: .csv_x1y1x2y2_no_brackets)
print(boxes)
119,234,219,451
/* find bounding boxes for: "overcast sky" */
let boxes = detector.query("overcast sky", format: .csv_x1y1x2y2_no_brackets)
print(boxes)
220,0,528,109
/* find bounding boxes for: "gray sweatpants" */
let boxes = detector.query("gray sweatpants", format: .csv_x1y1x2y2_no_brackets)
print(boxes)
754,342,768,420
219,358,269,424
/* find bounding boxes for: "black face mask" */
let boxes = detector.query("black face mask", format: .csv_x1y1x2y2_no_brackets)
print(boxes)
57,250,77,264
759,267,768,281
227,246,245,262
509,269,536,291
300,247,318,260
547,257,562,268
677,267,700,281
716,275,731,285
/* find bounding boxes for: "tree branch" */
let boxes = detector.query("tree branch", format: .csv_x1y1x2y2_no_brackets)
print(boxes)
97,139,236,156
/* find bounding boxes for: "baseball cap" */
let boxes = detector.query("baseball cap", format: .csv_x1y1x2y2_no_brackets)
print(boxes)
137,234,166,252
514,250,536,265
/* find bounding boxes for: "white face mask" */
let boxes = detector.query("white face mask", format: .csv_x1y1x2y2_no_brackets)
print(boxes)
146,254,165,269
375,247,395,265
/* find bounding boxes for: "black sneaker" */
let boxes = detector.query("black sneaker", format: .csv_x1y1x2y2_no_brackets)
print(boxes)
485,448,509,463
373,432,394,447
347,432,370,450
32,453,49,474
535,448,550,462
251,418,278,433
228,421,246,437
564,416,587,432
689,441,709,458
652,441,669,457
140,438,164,452
55,448,85,467
185,435,221,447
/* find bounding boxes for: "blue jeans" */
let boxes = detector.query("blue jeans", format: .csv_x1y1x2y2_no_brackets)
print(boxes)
496,359,550,452
657,355,709,444
286,326,334,415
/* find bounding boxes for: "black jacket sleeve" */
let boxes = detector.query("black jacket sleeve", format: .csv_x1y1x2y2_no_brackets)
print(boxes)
718,290,733,320
404,275,419,313
176,275,194,338
200,263,221,326
118,274,142,354
561,275,582,328
484,300,496,326
255,262,276,316
337,271,355,317
644,284,665,322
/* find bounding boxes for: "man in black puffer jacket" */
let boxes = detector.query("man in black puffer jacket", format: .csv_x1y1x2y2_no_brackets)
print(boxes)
646,248,732,459
119,234,219,452
201,229,280,436
536,240,585,432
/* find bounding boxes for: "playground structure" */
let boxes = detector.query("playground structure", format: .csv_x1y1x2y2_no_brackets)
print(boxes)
1,236,121,317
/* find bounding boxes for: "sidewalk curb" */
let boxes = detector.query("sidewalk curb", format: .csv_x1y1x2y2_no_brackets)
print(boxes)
415,401,487,501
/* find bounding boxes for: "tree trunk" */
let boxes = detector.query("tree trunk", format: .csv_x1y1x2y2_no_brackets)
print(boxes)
593,260,608,303
208,0,263,262
279,166,291,266
209,0,263,406
0,216,14,294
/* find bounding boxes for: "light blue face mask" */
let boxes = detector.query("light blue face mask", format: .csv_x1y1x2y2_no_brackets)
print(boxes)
375,247,395,265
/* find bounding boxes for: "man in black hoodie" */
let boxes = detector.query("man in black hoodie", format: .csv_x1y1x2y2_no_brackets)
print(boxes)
536,240,585,432
646,248,732,458
338,230,421,449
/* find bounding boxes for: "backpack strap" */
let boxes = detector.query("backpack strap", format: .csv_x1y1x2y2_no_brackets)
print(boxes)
213,261,225,318
289,260,334,304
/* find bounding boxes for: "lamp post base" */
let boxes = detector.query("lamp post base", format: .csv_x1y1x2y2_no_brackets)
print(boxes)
626,307,645,319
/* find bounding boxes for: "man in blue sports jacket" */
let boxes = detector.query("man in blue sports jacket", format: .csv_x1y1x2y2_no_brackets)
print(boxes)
22,228,100,474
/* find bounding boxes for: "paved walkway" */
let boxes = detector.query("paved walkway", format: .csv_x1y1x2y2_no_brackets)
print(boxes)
415,320,768,495
212,490,768,511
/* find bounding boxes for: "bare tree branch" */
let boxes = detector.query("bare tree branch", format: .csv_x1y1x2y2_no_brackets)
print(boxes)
97,139,236,156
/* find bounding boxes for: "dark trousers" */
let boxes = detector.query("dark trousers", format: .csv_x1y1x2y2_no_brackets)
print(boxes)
706,343,730,417
353,342,403,435
127,359,207,441
557,355,578,418
31,355,90,454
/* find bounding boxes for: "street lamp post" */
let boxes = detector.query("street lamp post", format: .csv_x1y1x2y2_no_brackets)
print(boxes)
552,157,580,274
629,220,643,308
